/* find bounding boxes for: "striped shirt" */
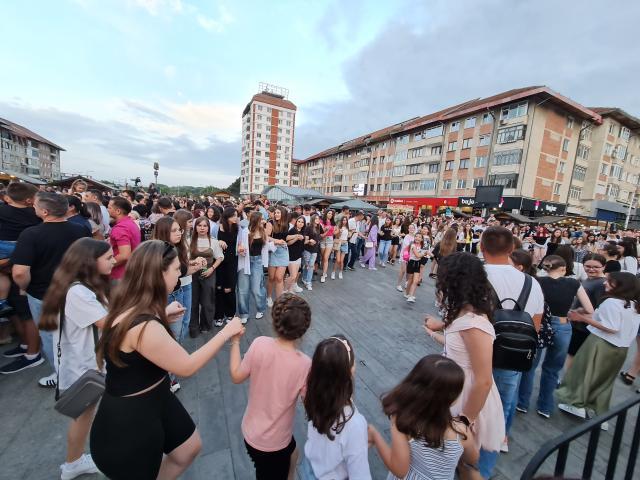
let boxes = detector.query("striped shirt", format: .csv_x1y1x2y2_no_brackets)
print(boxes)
387,437,463,480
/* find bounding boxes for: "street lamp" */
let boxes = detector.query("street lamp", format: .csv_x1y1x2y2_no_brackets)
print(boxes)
153,162,159,192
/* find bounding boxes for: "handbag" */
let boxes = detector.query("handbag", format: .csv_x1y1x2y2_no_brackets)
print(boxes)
54,283,105,419
365,241,374,249
402,249,410,261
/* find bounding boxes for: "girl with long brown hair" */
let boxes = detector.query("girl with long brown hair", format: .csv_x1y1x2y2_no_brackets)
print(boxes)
331,215,349,280
39,238,114,479
286,215,306,293
301,335,371,479
368,355,478,479
188,217,224,337
429,228,457,279
266,206,289,304
237,212,268,322
90,240,244,480
319,209,336,282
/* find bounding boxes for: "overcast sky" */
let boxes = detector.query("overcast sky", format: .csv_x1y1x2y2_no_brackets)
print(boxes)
1,0,639,187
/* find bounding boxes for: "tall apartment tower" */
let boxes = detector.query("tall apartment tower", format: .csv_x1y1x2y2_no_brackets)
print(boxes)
240,84,296,195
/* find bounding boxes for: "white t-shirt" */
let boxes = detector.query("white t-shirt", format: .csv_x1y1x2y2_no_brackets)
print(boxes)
621,256,638,275
485,264,545,318
53,284,107,390
588,298,640,347
304,406,372,480
348,218,359,244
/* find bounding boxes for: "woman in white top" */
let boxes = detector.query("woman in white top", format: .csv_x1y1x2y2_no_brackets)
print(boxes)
301,335,371,480
537,245,587,281
39,238,114,479
396,224,416,292
618,238,638,275
331,216,350,280
558,272,640,417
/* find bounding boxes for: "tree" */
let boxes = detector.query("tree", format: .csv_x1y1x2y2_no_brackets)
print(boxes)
227,177,240,197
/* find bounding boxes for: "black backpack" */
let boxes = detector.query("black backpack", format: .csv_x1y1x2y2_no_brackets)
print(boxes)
491,274,539,372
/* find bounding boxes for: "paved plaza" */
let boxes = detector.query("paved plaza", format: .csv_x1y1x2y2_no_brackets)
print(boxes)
0,264,638,480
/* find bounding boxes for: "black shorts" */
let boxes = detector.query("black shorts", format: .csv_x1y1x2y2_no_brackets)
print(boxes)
245,436,296,480
568,323,590,356
420,257,429,266
407,260,421,274
8,283,31,321
90,377,195,480
391,237,400,246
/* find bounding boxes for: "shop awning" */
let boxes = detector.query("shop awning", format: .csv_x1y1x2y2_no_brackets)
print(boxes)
331,199,379,212
495,212,536,223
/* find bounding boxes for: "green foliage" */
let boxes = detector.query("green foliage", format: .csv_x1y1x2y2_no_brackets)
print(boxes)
153,177,240,197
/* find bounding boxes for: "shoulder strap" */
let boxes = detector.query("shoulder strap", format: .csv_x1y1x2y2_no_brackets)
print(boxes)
55,281,82,401
515,274,533,312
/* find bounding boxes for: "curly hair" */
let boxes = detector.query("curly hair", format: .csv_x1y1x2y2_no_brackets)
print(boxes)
272,293,311,340
436,252,494,326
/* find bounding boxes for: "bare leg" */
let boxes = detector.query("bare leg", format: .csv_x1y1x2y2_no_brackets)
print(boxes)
66,404,96,463
0,272,10,300
274,267,286,299
285,263,299,292
157,429,202,480
287,447,299,480
626,337,640,377
397,262,407,286
267,267,275,300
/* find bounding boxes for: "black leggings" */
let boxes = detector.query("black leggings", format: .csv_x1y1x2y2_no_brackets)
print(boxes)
90,377,195,479
245,436,296,480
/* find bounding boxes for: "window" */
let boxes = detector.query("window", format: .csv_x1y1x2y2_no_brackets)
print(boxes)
394,150,408,162
445,160,454,171
459,158,470,169
396,134,409,145
562,139,570,152
391,182,403,191
577,144,590,160
428,163,440,173
406,163,423,175
256,133,262,138
450,121,460,132
478,134,491,146
558,161,565,173
608,124,615,135
604,143,614,156
257,105,263,111
408,147,424,158
600,163,608,175
488,173,519,189
406,180,420,191
430,145,442,155
572,165,586,181
569,186,581,200
553,183,560,195
462,138,472,149
497,125,526,144
614,145,627,160
457,179,467,189
606,184,620,197
447,141,457,151
482,113,493,124
420,179,437,190
567,117,574,129
426,125,444,138
392,166,406,176
413,130,425,141
442,179,452,190
464,117,476,129
473,177,484,187
500,101,528,120
475,156,487,168
580,124,593,141
620,126,631,141
492,149,522,166
610,164,623,179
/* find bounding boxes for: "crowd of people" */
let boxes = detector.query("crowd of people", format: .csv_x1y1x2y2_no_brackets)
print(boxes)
0,177,639,480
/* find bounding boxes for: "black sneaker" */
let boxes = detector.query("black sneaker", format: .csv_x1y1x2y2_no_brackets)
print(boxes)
0,353,44,374
3,344,27,358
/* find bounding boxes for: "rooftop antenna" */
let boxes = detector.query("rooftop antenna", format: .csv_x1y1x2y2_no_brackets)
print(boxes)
258,82,289,99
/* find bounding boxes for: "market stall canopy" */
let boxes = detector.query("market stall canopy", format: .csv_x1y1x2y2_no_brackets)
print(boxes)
494,212,536,223
532,215,568,225
48,175,116,192
330,199,379,212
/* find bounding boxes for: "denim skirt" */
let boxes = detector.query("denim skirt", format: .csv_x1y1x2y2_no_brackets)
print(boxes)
269,245,290,267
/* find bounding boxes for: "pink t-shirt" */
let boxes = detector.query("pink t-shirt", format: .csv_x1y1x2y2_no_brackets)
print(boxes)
109,216,141,279
239,336,311,451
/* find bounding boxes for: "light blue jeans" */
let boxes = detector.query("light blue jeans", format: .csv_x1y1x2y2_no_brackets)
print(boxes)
299,456,318,480
518,317,572,415
27,294,54,368
378,239,392,264
237,256,267,319
302,251,317,284
168,283,192,344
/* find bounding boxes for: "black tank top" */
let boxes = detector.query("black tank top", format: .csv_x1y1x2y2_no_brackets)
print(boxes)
104,315,168,396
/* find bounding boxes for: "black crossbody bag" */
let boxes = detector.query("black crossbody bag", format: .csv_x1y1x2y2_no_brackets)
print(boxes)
54,283,105,419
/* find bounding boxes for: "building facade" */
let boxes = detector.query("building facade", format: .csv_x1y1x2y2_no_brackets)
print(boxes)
0,118,63,182
240,84,296,195
298,87,640,218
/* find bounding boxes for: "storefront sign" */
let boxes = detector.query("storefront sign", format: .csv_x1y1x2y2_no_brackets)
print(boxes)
458,197,475,207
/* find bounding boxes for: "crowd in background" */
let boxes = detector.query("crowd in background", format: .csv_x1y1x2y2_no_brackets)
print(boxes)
0,177,639,480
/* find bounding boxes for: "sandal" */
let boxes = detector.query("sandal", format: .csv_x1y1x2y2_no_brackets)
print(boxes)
620,371,636,385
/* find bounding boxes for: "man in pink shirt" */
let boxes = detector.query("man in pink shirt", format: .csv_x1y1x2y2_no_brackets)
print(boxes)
108,196,141,281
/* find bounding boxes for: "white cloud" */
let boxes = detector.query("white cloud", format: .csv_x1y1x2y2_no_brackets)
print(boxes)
196,5,234,33
163,64,176,79
130,0,183,15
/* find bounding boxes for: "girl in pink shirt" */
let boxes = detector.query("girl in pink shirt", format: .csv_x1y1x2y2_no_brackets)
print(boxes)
230,293,312,480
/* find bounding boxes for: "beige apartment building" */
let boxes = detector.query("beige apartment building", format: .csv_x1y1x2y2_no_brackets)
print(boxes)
298,86,640,220
240,84,296,196
566,108,640,223
0,117,63,183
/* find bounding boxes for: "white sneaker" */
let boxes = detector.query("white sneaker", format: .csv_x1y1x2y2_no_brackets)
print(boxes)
360,263,366,268
255,312,264,320
406,296,416,303
320,275,326,283
381,262,386,268
306,283,313,291
338,272,343,279
558,403,586,418
60,454,99,480
331,272,335,280
267,297,273,308
38,372,57,388
241,317,248,325
396,285,403,292
293,284,303,293
600,421,609,431
500,440,509,453
170,381,181,394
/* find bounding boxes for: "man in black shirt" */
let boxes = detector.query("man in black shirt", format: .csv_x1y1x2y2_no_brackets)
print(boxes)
1,193,89,383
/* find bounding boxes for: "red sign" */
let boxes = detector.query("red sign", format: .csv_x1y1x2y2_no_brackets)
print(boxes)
389,197,456,213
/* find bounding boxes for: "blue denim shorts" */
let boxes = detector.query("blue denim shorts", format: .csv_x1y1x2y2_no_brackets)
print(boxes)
269,245,290,267
340,243,348,253
0,240,16,260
